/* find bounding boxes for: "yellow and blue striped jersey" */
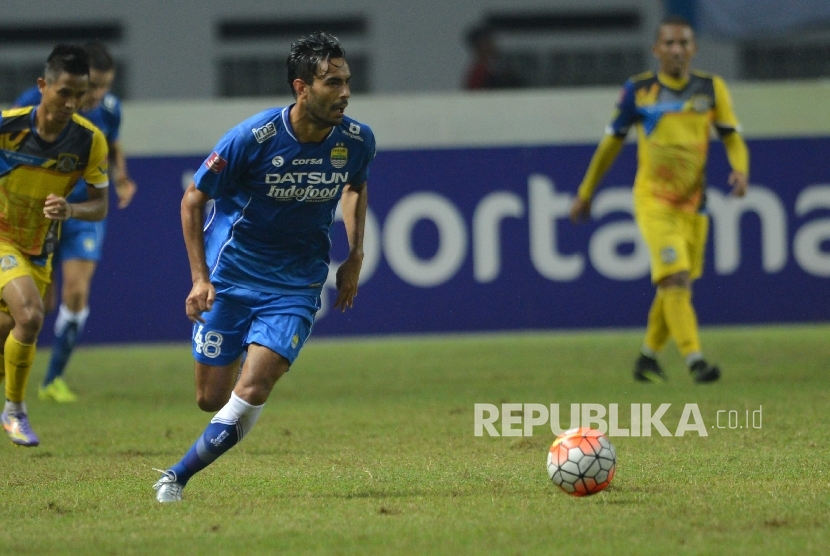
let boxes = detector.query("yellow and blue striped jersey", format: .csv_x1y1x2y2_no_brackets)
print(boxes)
608,70,740,212
0,107,108,256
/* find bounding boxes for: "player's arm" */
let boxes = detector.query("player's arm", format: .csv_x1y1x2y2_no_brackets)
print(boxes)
43,186,108,222
109,139,137,208
334,181,368,312
713,76,749,198
570,81,636,223
570,135,625,222
181,183,214,323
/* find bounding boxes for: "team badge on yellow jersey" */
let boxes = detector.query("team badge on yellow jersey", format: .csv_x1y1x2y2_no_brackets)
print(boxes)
0,255,18,271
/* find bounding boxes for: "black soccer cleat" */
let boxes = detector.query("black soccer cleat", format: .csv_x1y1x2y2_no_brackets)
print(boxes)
633,354,666,383
690,360,721,383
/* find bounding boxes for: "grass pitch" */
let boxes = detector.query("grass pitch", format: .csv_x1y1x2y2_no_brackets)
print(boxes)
0,324,828,555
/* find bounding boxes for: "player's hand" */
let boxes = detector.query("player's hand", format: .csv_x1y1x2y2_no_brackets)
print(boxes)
185,279,215,323
115,176,137,208
43,194,72,221
333,253,363,312
569,196,592,223
728,171,748,198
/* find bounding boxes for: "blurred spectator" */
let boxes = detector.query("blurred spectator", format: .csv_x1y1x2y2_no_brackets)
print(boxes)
463,26,524,90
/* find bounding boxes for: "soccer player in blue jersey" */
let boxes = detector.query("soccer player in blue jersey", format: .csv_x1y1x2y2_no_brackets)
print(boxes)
14,42,137,402
153,32,375,502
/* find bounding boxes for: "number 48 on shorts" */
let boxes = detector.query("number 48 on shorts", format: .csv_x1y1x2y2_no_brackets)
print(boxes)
194,324,223,358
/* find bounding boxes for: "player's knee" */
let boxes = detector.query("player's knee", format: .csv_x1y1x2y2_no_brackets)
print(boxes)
234,372,283,406
658,272,690,289
196,391,230,412
14,306,44,338
62,290,89,313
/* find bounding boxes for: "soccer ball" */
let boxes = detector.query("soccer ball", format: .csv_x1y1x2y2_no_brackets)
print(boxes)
546,427,616,496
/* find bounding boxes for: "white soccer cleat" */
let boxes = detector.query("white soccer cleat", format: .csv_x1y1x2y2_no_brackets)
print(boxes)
152,468,184,503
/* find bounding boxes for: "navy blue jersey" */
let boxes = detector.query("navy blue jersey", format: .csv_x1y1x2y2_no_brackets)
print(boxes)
14,86,122,203
194,105,376,295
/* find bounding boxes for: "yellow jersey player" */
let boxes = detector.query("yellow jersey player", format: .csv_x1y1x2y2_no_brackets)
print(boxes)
0,45,109,446
570,16,749,384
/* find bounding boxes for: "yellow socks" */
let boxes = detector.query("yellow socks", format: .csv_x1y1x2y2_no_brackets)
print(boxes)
5,334,36,403
643,289,669,354
660,286,701,359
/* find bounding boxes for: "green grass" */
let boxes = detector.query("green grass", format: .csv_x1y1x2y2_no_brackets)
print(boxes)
1,324,828,555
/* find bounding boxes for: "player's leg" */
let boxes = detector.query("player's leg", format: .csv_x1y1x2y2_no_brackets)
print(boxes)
635,289,669,382
650,211,718,382
41,259,95,401
155,346,289,501
42,219,103,402
194,357,241,412
0,312,13,384
42,279,58,315
154,291,317,502
634,205,673,381
657,270,699,357
1,258,47,446
154,283,253,501
682,213,720,382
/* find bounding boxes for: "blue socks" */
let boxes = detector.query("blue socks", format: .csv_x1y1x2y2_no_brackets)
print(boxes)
170,421,241,486
169,392,264,486
44,305,89,386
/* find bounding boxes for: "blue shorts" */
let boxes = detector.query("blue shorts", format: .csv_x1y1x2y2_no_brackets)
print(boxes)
191,283,320,367
58,218,107,262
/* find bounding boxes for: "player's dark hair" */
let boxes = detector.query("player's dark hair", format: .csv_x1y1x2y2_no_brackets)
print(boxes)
657,15,694,39
286,31,346,98
84,42,115,72
44,44,89,83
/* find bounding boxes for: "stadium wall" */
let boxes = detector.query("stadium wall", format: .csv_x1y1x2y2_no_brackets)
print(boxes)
61,82,830,344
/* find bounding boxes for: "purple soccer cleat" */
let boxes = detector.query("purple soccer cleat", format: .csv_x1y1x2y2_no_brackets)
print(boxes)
2,411,40,447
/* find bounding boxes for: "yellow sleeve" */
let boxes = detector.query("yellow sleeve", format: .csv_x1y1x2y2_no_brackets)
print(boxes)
712,75,740,131
576,134,625,201
722,130,749,177
83,128,110,188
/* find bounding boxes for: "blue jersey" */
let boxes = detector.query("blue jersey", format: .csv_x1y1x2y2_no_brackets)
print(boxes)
194,105,376,295
14,86,122,203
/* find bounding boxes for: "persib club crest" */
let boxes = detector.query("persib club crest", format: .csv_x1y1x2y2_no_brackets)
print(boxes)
0,255,18,272
330,143,348,169
56,154,79,172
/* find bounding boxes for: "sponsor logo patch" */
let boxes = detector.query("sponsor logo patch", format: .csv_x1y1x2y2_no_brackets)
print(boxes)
205,152,227,174
272,156,284,167
660,246,677,264
252,122,277,143
330,143,348,169
210,430,230,447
